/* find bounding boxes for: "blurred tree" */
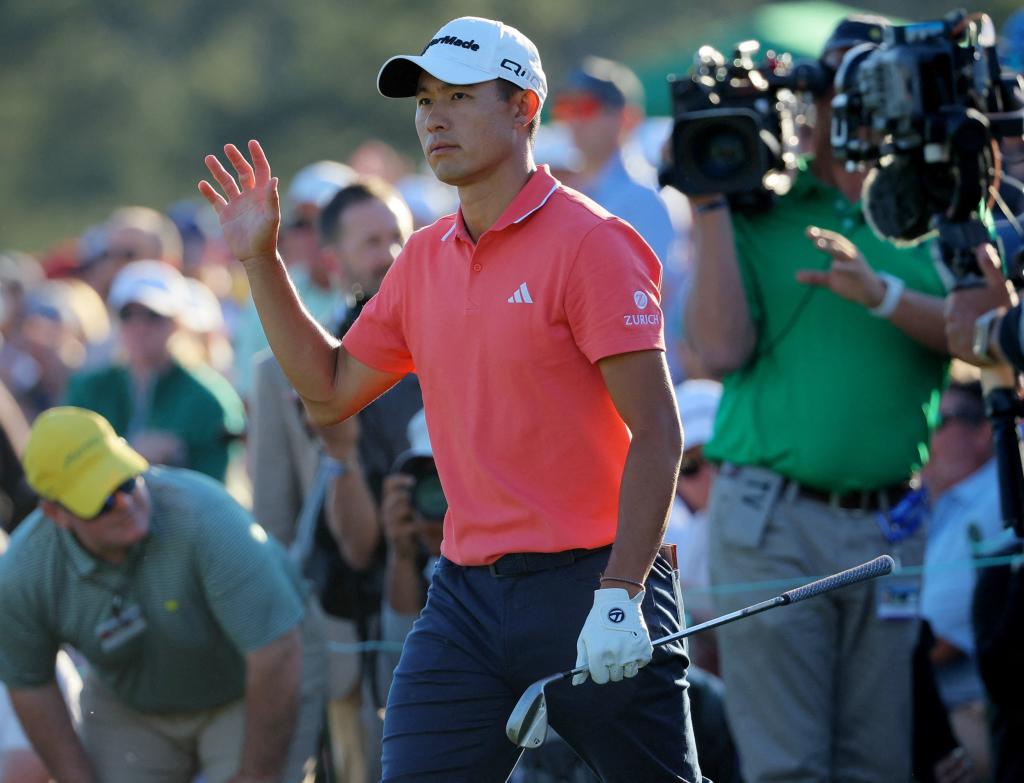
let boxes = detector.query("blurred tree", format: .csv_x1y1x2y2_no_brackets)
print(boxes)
0,0,1017,252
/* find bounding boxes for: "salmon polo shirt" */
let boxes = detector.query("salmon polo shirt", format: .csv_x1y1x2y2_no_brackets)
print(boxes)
343,166,665,565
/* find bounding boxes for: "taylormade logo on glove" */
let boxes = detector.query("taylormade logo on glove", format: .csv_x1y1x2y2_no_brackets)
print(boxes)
573,588,653,686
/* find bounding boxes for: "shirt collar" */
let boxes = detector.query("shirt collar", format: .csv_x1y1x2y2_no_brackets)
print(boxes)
56,477,157,578
59,526,102,577
788,156,864,222
442,166,560,244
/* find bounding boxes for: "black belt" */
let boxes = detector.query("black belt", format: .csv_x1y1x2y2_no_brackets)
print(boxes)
487,545,611,578
789,479,913,512
719,463,913,512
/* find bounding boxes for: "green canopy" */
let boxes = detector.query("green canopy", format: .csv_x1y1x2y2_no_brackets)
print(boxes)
635,1,905,116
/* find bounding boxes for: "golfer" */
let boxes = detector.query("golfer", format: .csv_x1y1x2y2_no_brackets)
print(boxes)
200,16,702,782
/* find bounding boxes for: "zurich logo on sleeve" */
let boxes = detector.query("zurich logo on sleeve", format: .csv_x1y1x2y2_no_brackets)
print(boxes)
624,289,659,327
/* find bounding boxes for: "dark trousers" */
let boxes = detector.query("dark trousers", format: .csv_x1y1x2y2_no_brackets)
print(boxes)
380,547,704,782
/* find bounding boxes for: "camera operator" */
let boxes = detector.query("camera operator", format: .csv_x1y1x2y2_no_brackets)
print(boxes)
683,15,951,782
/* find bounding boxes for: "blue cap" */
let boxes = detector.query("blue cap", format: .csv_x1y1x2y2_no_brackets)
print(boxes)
562,56,643,109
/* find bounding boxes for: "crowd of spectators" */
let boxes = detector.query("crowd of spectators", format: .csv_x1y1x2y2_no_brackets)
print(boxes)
1,13,1023,782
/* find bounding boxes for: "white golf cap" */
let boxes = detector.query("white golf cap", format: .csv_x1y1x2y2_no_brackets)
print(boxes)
377,16,547,106
286,160,356,209
108,259,188,318
405,408,433,458
675,379,723,449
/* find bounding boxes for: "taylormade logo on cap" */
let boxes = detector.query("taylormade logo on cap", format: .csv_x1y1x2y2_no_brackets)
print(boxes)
377,16,548,106
424,35,481,53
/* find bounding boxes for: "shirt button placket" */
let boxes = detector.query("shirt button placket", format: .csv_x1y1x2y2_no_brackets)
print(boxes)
466,253,482,314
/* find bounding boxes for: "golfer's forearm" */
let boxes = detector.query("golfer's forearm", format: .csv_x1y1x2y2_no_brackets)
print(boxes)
603,428,681,594
10,683,97,783
239,630,302,779
242,252,343,403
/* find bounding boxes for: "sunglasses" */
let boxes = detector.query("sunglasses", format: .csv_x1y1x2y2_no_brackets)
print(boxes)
106,248,141,263
118,304,167,323
81,476,139,520
551,95,608,122
679,452,706,479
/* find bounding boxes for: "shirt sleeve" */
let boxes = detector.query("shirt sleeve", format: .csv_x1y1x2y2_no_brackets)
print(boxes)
192,485,306,653
342,260,415,375
730,214,766,331
0,568,59,689
565,218,666,363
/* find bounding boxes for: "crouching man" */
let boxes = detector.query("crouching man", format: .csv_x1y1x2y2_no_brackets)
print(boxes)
0,406,326,783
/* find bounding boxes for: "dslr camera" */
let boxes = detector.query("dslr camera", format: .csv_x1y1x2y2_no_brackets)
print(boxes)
659,40,833,211
830,9,1024,265
392,452,447,522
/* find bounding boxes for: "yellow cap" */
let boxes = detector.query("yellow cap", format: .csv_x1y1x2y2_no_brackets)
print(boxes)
23,407,149,518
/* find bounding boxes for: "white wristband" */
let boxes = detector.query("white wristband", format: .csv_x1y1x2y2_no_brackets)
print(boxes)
867,272,905,318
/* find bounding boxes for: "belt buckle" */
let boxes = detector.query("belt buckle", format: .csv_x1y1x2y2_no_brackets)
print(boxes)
488,553,522,578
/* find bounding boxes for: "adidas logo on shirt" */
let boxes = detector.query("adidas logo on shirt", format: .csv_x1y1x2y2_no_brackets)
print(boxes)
507,283,533,304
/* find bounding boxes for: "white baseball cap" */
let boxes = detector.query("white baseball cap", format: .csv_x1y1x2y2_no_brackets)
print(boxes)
675,379,723,449
286,160,356,209
181,277,224,334
108,259,188,318
405,408,433,458
377,16,547,106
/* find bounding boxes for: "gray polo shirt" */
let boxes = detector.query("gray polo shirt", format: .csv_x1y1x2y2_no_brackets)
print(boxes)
0,467,306,713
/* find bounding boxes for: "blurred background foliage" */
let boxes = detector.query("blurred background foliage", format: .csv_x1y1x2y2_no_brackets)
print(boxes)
1,0,1019,251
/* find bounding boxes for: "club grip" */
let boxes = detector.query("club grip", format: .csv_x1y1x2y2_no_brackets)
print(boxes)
781,555,895,604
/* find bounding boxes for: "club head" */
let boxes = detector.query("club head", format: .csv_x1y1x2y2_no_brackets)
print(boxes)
506,673,564,748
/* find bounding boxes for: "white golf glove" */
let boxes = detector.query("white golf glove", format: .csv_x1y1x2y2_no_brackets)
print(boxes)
573,587,653,686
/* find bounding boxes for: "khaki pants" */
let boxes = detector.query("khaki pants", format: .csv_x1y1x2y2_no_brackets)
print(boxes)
81,602,327,783
708,466,923,783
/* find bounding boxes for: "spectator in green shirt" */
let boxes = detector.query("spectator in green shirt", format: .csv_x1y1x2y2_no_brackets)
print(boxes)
65,259,245,483
0,407,326,783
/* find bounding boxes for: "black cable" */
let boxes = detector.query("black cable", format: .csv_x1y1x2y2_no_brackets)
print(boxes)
755,279,822,359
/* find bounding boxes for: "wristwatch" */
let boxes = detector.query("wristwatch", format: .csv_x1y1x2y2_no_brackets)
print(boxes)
972,309,1002,365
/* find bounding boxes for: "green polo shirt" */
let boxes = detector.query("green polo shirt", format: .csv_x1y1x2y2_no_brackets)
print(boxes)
0,468,306,713
66,360,245,482
703,162,949,490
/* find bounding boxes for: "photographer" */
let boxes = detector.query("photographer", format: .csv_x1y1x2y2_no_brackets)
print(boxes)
376,410,443,686
683,15,950,782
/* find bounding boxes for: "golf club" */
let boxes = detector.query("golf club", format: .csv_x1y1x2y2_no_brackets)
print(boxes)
505,553,895,748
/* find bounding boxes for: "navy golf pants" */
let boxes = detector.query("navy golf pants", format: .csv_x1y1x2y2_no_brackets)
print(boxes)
380,546,705,782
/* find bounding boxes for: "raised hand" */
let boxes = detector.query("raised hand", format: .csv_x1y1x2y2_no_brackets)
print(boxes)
796,226,886,307
199,140,281,265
